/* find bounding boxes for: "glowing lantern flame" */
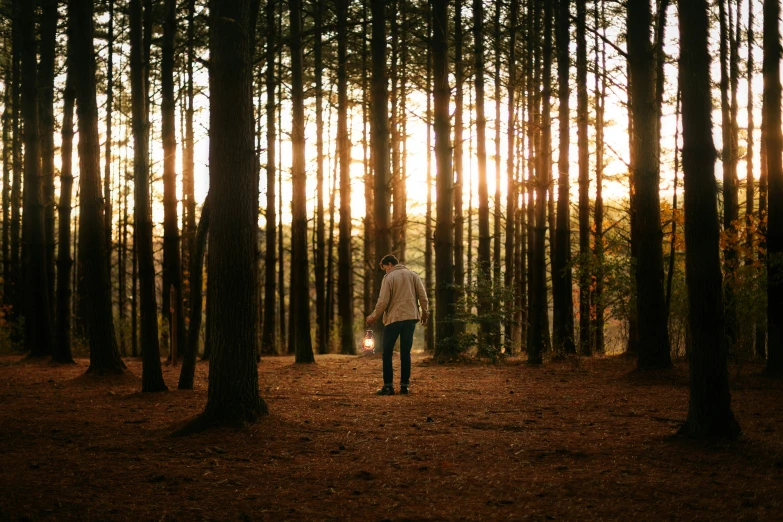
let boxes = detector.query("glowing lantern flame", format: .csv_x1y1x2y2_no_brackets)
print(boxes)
363,330,375,353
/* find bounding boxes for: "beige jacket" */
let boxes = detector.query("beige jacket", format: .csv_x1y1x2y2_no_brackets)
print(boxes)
371,265,429,326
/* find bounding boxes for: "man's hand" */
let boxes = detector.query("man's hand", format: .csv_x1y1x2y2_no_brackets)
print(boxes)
421,313,428,326
365,315,376,326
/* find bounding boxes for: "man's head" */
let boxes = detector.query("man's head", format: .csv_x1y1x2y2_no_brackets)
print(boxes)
379,254,399,274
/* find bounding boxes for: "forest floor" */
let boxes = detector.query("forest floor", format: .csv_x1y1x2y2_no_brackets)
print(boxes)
0,352,782,521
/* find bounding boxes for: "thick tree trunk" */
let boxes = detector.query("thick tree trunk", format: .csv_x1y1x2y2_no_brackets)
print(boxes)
69,0,125,374
288,0,315,363
19,0,54,357
54,68,76,364
627,0,671,369
553,0,576,355
178,199,209,390
473,0,493,352
177,0,267,434
39,0,58,316
432,0,456,360
261,0,277,355
677,0,741,438
131,0,166,389
371,0,392,347
162,0,185,361
765,0,783,373
336,0,355,355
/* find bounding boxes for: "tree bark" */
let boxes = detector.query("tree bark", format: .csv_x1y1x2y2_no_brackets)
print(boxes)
54,66,76,365
162,0,185,361
554,0,576,355
178,198,209,390
19,0,54,357
432,0,455,360
69,0,125,374
576,0,591,355
39,0,58,316
371,0,392,347
504,0,519,352
336,0,355,355
593,0,606,354
10,8,21,316
314,0,327,355
764,0,783,373
131,0,166,389
176,0,267,434
288,0,315,363
261,0,277,355
677,0,741,438
473,0,493,352
453,0,465,337
627,0,671,369
425,5,434,353
2,51,10,306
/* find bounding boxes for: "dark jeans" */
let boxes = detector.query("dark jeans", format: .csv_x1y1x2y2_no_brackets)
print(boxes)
382,319,417,387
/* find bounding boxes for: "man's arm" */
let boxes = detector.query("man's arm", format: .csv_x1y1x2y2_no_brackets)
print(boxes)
366,276,390,324
415,274,429,322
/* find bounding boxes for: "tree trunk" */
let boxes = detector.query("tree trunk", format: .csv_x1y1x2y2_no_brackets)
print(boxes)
131,0,166,389
432,0,456,360
69,0,125,374
178,198,209,390
19,0,54,357
336,0,355,355
677,0,741,438
425,6,434,353
627,0,671,369
314,0,327,355
54,67,76,365
504,0,519,352
453,0,465,337
593,0,606,354
493,0,502,312
162,0,185,362
176,0,267,434
181,0,197,332
720,0,739,352
39,0,58,316
529,0,552,364
2,54,10,306
362,0,374,320
371,0,392,347
103,0,114,288
553,0,576,355
10,6,21,316
288,0,315,363
261,0,277,355
765,0,783,373
473,0,493,352
576,0,591,355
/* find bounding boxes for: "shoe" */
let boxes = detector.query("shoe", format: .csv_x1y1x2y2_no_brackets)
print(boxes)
400,386,409,395
376,386,395,396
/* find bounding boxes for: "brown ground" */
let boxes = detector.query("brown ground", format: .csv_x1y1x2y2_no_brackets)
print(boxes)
0,353,781,521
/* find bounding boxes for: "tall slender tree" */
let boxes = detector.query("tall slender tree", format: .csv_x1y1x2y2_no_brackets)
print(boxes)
39,0,58,314
553,0,576,355
103,0,114,284
576,0,591,355
288,0,315,363
162,0,185,360
677,0,741,439
453,0,466,337
314,0,327,354
432,0,456,360
504,0,519,351
130,0,166,389
54,65,75,365
627,0,671,369
19,0,54,357
69,0,125,374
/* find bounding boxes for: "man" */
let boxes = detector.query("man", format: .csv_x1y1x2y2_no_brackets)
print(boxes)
366,254,429,395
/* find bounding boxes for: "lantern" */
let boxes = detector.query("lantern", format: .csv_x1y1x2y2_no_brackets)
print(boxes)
362,329,375,354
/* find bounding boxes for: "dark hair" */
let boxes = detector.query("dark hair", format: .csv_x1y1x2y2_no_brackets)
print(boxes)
380,254,399,266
